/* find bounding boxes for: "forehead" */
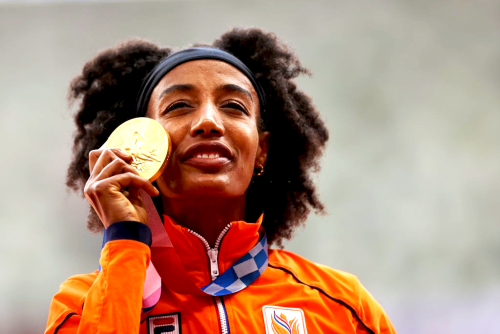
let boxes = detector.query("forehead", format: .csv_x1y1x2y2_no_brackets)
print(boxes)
151,59,256,96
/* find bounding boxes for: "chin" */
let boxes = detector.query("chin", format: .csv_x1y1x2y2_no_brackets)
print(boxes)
159,173,246,199
184,177,239,197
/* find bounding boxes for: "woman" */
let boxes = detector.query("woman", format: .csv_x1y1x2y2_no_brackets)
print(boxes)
46,28,396,334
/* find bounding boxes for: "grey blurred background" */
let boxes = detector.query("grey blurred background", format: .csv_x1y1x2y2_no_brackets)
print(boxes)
1,0,499,333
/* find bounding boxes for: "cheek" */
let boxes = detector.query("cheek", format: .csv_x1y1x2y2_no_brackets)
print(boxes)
233,127,260,172
152,120,189,194
156,117,189,157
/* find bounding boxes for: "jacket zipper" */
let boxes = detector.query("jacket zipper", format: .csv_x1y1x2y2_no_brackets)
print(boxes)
188,224,232,334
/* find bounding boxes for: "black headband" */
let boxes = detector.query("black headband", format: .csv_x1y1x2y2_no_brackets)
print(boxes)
136,47,266,116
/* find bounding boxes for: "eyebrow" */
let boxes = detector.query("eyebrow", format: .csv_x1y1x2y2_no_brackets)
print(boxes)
216,84,253,102
159,84,194,100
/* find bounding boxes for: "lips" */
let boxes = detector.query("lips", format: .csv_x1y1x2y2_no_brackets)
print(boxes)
181,142,234,169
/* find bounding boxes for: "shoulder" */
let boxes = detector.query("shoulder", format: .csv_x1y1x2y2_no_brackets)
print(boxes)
268,249,360,304
49,271,98,315
60,271,98,295
268,249,397,334
45,271,98,333
64,271,99,287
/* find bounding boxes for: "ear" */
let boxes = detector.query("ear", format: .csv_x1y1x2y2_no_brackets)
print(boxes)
255,131,270,167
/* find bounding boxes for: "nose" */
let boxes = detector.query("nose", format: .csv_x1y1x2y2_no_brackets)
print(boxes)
190,102,225,137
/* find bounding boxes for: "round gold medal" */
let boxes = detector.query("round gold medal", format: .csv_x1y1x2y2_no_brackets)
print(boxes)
104,117,171,182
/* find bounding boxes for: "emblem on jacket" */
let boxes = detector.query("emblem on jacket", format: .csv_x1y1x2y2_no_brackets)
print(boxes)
262,306,308,334
147,312,181,334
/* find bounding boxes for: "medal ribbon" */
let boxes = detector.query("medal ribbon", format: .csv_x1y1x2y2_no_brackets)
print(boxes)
100,190,268,313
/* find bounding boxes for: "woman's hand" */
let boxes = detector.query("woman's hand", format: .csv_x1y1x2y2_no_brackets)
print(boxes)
84,148,160,228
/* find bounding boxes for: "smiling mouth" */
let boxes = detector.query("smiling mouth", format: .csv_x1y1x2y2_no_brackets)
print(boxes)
182,149,232,170
181,141,234,170
194,153,221,159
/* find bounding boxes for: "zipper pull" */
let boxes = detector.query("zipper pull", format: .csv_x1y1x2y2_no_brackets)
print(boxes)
208,248,219,281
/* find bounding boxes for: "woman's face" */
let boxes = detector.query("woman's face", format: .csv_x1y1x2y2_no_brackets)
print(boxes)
146,59,269,200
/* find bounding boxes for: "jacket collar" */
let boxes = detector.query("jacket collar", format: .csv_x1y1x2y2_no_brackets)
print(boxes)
162,214,264,289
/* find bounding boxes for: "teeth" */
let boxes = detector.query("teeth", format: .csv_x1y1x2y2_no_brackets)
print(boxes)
195,153,221,159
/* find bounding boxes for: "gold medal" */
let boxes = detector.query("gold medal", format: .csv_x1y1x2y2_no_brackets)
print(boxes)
104,117,171,182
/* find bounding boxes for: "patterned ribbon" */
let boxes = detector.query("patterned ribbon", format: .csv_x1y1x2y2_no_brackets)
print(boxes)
101,190,268,312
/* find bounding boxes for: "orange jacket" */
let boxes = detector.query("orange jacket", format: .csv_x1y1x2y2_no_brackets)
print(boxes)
45,216,396,334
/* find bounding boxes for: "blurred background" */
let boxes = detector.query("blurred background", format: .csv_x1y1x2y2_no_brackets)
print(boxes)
1,0,499,333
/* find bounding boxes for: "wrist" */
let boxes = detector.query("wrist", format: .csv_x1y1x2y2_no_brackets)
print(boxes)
103,221,152,247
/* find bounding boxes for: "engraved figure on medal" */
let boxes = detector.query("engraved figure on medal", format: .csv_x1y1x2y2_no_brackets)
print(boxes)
116,131,161,174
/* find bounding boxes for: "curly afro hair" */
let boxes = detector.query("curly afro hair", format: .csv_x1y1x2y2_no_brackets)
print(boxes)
67,27,329,247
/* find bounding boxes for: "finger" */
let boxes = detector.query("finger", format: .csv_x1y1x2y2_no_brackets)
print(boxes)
128,184,140,199
89,149,102,174
110,173,159,197
90,148,132,176
89,148,132,174
95,157,139,181
112,148,133,161
84,192,104,223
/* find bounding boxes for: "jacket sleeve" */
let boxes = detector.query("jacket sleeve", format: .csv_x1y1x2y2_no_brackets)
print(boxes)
45,222,152,334
356,280,397,334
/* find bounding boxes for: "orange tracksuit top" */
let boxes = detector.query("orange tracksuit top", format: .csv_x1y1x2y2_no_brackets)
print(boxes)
45,216,396,334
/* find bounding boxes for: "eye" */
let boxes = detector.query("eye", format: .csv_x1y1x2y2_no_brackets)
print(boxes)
220,101,247,113
166,101,191,112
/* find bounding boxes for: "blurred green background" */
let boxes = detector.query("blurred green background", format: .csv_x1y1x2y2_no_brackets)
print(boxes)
1,0,499,333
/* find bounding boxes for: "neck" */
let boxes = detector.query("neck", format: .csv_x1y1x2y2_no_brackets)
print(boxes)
160,195,247,247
